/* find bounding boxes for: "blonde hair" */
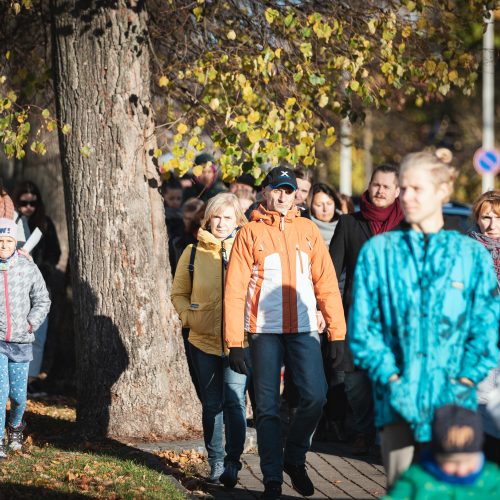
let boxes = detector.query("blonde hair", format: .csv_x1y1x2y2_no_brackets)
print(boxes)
201,193,248,230
472,190,500,223
400,150,455,202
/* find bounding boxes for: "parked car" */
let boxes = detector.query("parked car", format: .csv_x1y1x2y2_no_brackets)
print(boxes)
349,197,472,233
443,201,472,233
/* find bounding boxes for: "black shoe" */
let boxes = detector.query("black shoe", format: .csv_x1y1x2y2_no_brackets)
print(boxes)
283,462,314,496
260,481,282,499
7,422,25,451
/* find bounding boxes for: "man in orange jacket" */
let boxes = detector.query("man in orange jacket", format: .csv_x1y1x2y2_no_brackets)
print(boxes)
224,166,346,500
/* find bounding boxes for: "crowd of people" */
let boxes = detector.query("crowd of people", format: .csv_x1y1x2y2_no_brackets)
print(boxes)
169,152,500,499
0,151,499,499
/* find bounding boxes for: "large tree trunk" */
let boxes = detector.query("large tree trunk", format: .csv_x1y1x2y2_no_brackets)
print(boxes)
50,0,200,438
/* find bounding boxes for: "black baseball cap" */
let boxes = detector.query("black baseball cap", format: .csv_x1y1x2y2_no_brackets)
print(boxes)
431,405,484,455
262,166,298,191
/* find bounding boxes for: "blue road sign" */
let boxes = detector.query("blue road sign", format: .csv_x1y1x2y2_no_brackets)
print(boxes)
473,148,500,176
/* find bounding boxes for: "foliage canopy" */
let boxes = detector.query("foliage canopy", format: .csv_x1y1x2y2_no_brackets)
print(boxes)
0,0,496,182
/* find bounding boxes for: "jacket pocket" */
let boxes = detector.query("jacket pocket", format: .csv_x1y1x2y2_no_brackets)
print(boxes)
184,302,216,334
444,377,478,411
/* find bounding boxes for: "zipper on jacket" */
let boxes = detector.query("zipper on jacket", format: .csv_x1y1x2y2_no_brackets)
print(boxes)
281,215,293,330
221,241,226,357
3,272,11,342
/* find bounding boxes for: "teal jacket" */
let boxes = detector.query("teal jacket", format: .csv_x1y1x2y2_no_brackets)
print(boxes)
383,462,500,499
349,229,499,442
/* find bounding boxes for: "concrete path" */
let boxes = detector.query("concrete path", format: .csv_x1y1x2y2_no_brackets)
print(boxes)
137,432,386,499
204,441,386,499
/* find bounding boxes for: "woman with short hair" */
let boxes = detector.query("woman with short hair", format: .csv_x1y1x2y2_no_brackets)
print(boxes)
171,193,249,487
349,151,499,487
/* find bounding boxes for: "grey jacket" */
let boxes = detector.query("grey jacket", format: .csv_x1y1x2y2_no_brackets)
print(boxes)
0,252,51,343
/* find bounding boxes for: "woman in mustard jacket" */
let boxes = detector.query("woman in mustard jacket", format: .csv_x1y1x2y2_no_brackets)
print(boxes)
171,192,249,487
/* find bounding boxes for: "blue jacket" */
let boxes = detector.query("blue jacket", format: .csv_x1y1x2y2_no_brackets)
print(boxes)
349,229,499,442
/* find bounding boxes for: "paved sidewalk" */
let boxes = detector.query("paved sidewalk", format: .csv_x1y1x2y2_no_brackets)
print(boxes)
204,441,386,499
137,432,386,499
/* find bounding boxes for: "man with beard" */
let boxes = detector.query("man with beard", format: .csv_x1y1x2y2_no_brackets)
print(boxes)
329,163,403,455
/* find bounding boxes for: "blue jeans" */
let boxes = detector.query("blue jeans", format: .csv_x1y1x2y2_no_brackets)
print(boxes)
344,370,375,435
189,343,249,468
249,331,327,484
0,353,29,436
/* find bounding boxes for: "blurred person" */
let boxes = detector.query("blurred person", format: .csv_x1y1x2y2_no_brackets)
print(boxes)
339,193,355,215
171,193,249,486
349,151,499,487
0,218,50,459
162,177,184,262
468,190,500,464
170,198,205,274
383,405,500,499
329,164,403,455
182,153,227,203
229,173,256,199
12,181,61,389
224,166,346,499
293,166,313,218
310,183,342,247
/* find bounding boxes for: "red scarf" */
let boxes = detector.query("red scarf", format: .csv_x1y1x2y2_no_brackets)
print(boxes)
360,191,403,235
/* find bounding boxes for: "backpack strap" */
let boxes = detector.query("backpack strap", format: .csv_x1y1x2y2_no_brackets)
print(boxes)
188,243,197,285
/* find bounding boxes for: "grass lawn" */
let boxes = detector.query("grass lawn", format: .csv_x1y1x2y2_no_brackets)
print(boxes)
0,397,192,499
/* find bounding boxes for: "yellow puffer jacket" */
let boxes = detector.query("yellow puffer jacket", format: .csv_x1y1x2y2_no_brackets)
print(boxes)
171,228,238,356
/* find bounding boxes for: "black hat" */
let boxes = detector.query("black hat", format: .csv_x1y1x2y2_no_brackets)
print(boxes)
262,166,297,191
432,405,483,455
235,173,256,188
194,153,215,165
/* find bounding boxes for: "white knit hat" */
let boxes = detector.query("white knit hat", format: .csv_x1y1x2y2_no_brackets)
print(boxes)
0,217,17,241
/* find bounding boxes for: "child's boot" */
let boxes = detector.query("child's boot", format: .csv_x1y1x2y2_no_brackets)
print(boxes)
7,422,26,451
0,443,7,460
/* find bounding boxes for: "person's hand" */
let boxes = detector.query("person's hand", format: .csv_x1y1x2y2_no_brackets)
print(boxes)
228,347,248,375
327,340,345,370
18,248,32,261
459,377,474,387
388,373,399,383
316,310,326,332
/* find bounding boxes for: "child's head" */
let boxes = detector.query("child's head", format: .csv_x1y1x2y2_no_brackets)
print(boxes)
432,405,484,477
0,218,17,259
161,177,183,209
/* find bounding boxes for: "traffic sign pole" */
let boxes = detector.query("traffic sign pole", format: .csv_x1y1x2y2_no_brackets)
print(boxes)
482,11,495,192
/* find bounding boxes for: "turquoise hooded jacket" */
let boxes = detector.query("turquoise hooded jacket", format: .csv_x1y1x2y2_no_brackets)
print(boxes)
348,229,499,442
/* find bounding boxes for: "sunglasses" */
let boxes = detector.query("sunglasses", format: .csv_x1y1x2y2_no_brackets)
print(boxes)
18,200,39,207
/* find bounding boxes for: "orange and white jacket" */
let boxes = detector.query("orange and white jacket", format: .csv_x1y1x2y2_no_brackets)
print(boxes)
224,205,346,347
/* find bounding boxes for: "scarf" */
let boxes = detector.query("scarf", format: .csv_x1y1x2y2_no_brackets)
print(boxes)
468,230,500,287
360,191,403,235
0,251,18,272
420,449,485,486
310,215,338,246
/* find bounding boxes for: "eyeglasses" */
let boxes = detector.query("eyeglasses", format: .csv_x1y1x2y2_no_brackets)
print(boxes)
18,200,38,207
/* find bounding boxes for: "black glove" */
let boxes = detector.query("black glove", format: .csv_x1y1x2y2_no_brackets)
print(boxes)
328,340,345,370
229,347,248,375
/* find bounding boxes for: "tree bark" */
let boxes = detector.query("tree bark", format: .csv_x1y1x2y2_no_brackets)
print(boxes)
50,0,200,438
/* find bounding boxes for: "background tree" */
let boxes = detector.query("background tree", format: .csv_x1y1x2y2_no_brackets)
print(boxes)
48,0,200,437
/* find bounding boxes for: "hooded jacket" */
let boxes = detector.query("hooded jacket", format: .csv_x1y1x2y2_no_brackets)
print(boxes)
349,229,499,442
224,205,346,347
171,228,237,356
0,252,51,343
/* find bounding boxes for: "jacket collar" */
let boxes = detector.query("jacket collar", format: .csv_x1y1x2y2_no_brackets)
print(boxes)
251,204,301,227
197,228,235,249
